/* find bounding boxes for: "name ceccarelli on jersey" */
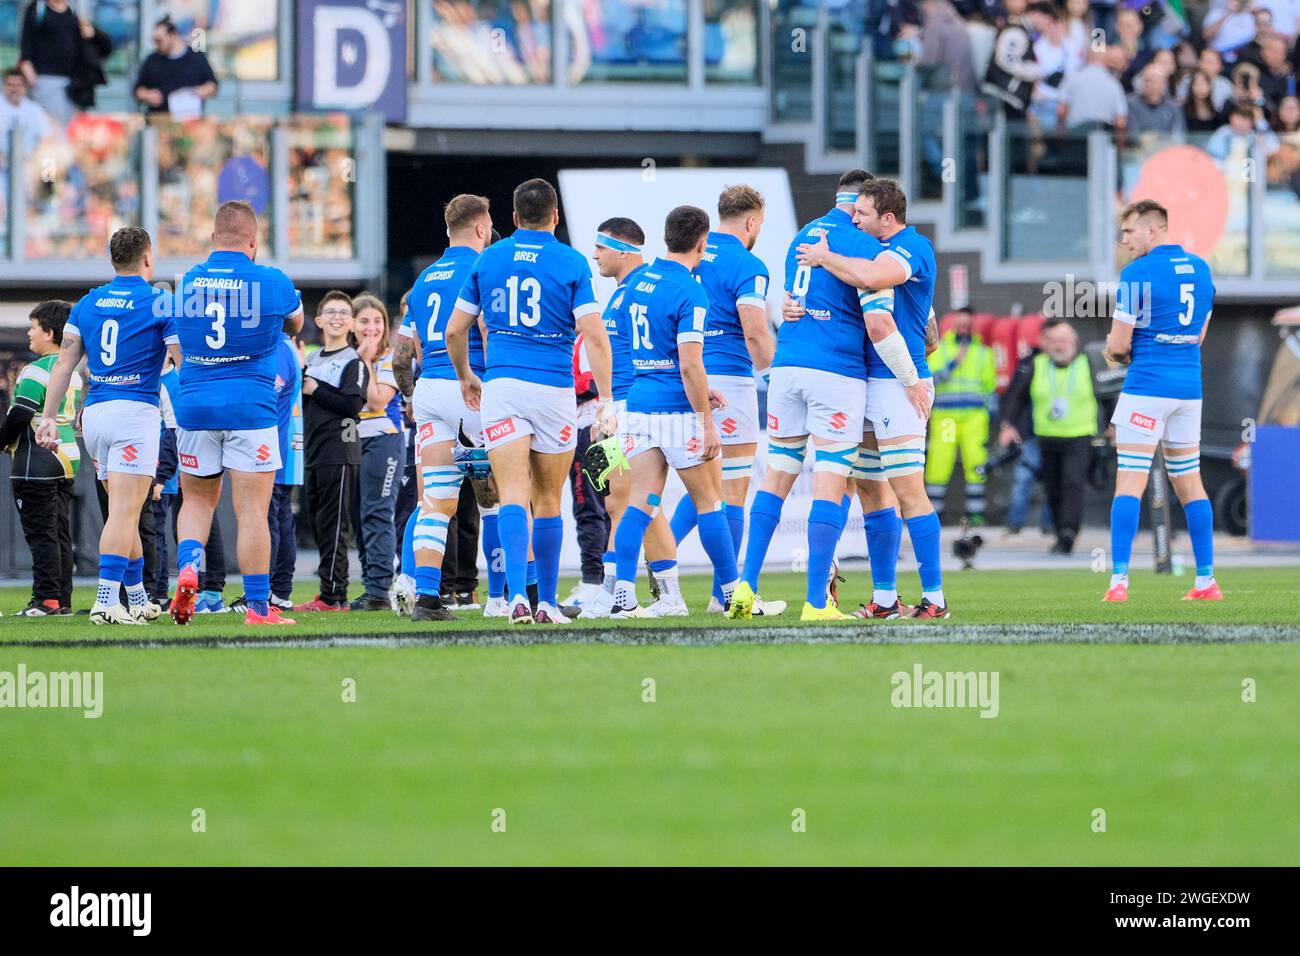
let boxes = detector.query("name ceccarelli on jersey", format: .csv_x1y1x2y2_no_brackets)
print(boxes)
50,886,151,936
149,278,262,318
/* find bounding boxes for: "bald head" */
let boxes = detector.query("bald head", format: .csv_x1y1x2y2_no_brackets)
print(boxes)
212,200,259,255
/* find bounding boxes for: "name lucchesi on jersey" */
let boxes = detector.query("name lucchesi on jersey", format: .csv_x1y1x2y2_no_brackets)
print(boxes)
50,886,151,936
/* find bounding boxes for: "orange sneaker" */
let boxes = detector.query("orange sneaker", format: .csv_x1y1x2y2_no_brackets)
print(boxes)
1102,581,1128,602
246,604,296,625
852,600,911,620
171,564,200,625
1182,581,1224,601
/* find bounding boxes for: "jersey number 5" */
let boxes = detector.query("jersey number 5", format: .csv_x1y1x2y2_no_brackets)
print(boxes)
506,276,541,328
1178,284,1195,327
205,301,227,349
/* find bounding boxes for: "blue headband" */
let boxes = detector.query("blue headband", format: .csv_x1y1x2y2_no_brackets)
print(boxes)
835,191,858,205
596,232,642,254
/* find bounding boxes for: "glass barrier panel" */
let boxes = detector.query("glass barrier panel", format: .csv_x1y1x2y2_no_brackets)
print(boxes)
706,0,760,84
955,95,994,230
912,66,950,203
286,114,356,260
1264,131,1300,275
1001,122,1089,262
1118,132,1249,276
769,0,818,123
157,0,278,82
25,113,143,259
577,0,687,84
822,26,859,154
431,0,553,85
155,116,273,260
870,59,902,177
94,0,140,79
0,128,10,258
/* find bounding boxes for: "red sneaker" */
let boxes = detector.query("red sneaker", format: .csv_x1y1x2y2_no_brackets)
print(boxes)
1102,581,1128,603
293,595,349,612
908,598,950,620
171,564,200,625
852,600,911,620
1182,581,1224,601
246,604,296,625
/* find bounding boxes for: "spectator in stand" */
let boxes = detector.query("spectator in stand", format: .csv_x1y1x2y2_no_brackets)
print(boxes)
18,0,109,124
1176,46,1236,109
980,0,1040,119
1204,0,1262,60
1115,7,1150,74
134,16,219,117
0,68,52,153
1064,0,1095,66
964,5,999,83
1058,45,1129,134
1184,69,1234,131
868,0,923,60
1206,102,1281,158
1274,93,1300,130
1257,31,1297,109
1030,7,1079,127
1230,60,1271,121
921,0,977,92
1128,64,1186,135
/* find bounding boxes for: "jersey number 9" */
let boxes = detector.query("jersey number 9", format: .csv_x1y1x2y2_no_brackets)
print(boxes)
100,319,119,366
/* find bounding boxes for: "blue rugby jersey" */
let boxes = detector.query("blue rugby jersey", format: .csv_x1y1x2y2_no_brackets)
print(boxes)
454,228,599,388
865,225,935,381
1114,244,1214,400
173,251,302,430
693,231,769,377
624,259,709,415
601,262,648,401
65,275,175,407
776,207,883,381
401,246,484,380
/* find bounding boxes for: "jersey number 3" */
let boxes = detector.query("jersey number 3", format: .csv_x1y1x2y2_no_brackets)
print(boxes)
205,301,227,348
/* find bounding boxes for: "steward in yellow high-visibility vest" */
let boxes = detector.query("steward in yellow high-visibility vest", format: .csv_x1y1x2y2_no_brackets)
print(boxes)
924,316,997,523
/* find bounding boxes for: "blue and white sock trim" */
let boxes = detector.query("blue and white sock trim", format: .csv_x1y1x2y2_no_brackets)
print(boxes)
1116,449,1155,473
422,465,462,501
722,455,754,481
852,447,885,482
413,512,451,555
813,442,859,476
1164,449,1199,476
880,438,925,477
766,436,807,475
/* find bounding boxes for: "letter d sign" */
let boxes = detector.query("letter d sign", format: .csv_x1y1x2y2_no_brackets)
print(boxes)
298,0,407,123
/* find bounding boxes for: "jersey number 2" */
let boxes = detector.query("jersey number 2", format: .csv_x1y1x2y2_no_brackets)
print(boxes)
425,292,443,343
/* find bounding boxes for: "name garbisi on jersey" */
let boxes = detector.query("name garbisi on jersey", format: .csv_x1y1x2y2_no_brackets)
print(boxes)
94,297,133,309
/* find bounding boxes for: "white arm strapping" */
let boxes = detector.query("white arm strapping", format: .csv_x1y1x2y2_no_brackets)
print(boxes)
874,331,920,387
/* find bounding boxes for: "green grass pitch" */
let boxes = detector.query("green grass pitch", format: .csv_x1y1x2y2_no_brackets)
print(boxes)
1,567,1297,865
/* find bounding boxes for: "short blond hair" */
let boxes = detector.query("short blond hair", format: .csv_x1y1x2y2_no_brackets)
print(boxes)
445,194,490,234
717,184,764,221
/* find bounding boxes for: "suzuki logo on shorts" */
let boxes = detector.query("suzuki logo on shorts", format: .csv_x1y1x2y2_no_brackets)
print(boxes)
685,437,701,455
559,425,573,443
180,453,198,469
719,418,737,436
486,419,517,443
120,444,139,463
256,444,271,463
829,411,848,430
1129,411,1157,431
767,413,779,430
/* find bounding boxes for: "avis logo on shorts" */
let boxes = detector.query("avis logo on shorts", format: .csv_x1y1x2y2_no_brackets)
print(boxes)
485,419,517,443
1129,411,1157,431
180,453,199,469
767,413,779,430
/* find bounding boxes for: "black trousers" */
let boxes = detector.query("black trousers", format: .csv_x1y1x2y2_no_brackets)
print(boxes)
304,461,355,604
151,493,173,600
11,478,74,605
268,483,297,600
1039,436,1092,540
441,478,480,595
570,426,610,584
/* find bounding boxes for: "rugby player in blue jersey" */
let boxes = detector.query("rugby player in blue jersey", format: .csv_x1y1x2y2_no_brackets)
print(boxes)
669,185,777,613
609,205,740,616
1102,199,1220,603
37,227,180,625
169,201,305,625
729,172,889,621
393,194,495,622
579,217,686,618
446,179,616,625
796,179,949,619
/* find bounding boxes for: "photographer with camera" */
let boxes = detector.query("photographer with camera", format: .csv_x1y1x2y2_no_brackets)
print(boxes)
998,319,1109,555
